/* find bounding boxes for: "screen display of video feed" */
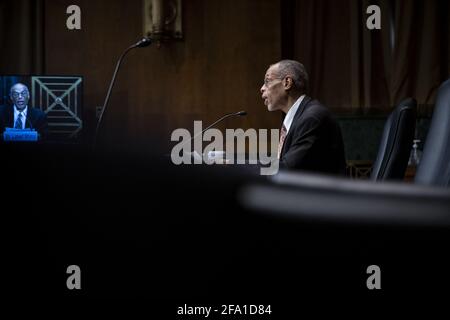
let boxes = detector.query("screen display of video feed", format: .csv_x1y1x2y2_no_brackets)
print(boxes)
0,75,83,142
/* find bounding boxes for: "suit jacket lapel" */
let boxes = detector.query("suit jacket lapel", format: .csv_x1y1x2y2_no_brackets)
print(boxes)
25,108,33,129
291,95,312,125
6,106,34,129
281,95,312,156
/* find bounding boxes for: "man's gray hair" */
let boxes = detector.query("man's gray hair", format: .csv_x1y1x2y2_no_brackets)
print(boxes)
273,60,309,92
10,83,29,95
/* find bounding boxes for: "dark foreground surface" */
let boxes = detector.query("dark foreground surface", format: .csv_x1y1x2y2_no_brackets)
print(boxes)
2,142,450,315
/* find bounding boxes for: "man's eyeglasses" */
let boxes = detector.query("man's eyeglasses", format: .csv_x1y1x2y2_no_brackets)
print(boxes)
263,77,283,87
11,91,29,98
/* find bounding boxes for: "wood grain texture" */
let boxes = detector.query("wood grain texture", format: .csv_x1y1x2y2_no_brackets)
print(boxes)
44,0,282,153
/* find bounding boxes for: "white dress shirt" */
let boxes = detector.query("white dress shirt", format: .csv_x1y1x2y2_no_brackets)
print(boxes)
282,94,305,135
13,105,28,129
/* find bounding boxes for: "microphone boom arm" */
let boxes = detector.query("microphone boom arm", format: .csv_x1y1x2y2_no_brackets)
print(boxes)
179,111,247,152
192,112,244,141
93,37,151,150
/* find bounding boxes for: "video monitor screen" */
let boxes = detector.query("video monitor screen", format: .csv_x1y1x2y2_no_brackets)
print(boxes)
0,75,83,142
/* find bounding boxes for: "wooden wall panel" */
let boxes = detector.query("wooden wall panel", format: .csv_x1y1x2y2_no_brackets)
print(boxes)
44,0,281,153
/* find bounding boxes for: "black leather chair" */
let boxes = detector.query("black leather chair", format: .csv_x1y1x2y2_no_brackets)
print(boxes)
415,79,450,187
370,98,417,181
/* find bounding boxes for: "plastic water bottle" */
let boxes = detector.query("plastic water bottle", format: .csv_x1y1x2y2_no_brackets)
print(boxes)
408,139,422,166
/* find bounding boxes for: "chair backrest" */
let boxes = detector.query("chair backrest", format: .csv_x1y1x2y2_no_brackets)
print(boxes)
371,98,417,181
415,79,450,187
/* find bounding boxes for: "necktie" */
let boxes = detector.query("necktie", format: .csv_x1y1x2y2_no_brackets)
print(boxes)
278,124,287,159
15,113,23,129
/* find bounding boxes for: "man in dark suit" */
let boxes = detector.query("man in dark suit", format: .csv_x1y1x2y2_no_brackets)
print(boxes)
260,60,346,175
0,83,48,140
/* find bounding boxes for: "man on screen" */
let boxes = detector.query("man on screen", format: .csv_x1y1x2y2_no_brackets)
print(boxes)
0,83,48,140
261,60,346,175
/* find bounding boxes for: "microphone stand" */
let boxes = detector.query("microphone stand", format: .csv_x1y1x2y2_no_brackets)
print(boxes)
176,111,247,160
93,37,152,150
190,111,247,143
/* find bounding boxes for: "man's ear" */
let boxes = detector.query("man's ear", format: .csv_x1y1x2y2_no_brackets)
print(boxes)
283,77,294,90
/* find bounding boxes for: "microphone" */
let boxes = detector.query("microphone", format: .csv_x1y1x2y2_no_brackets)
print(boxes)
134,37,152,48
198,110,247,138
93,37,152,150
235,111,247,116
182,110,247,151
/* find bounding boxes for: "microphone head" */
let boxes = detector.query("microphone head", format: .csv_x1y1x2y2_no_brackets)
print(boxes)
135,37,152,48
236,111,247,116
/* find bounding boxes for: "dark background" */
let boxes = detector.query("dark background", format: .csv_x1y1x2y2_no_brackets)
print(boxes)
1,0,449,313
0,0,448,158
